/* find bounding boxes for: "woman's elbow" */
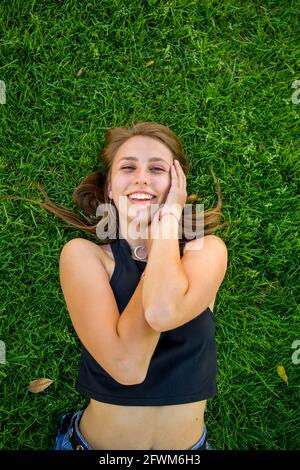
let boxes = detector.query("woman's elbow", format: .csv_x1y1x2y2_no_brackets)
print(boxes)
114,360,147,386
116,370,147,386
144,307,171,333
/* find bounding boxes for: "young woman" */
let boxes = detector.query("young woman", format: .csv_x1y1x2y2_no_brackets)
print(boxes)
30,122,228,450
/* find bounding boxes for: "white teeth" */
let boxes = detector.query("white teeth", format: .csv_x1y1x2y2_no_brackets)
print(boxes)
129,193,154,200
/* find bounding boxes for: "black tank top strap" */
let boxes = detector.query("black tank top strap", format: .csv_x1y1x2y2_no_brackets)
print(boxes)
179,240,186,258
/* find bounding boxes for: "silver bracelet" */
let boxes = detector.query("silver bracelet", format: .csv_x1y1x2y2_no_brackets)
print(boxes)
160,212,180,223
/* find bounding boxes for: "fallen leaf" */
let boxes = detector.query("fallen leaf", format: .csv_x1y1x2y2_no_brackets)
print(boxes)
277,364,288,385
76,68,83,77
146,60,154,67
28,378,54,393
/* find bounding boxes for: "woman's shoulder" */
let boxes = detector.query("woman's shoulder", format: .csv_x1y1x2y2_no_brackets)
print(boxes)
61,237,114,262
60,238,115,280
183,235,227,254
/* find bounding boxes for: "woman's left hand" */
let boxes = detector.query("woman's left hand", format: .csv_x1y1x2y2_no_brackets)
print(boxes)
160,160,187,219
144,160,187,253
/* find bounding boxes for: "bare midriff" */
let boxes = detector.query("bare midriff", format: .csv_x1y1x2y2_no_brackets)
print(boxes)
79,399,207,450
77,240,215,450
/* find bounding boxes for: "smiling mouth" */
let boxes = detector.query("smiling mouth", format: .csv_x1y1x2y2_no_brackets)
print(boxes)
127,196,156,205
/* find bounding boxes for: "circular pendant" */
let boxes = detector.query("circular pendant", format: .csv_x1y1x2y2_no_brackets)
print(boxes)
134,245,147,260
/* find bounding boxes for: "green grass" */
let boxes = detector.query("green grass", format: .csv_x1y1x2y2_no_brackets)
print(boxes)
0,0,299,450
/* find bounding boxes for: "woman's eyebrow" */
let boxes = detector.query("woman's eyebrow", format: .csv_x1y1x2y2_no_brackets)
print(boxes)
119,156,169,164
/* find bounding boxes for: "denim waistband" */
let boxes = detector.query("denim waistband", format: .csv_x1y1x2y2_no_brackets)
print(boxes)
190,424,207,450
69,410,91,450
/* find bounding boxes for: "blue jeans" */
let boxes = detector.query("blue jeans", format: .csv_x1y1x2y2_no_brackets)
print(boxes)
53,410,213,450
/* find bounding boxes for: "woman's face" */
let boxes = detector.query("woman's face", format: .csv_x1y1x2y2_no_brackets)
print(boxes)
108,135,174,220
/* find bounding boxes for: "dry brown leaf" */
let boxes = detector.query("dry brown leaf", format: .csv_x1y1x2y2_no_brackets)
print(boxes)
76,68,83,77
27,378,54,393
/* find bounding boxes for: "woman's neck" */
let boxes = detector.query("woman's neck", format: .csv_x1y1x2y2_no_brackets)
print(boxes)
118,226,148,261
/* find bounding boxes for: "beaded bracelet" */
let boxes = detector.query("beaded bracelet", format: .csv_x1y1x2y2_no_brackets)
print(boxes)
160,212,180,223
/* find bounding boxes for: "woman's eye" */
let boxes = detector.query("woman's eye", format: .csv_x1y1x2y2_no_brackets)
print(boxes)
121,167,164,172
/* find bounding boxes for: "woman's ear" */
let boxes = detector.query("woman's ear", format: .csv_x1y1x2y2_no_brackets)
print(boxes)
108,183,112,199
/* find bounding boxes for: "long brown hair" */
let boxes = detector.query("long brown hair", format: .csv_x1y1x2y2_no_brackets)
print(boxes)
8,122,227,245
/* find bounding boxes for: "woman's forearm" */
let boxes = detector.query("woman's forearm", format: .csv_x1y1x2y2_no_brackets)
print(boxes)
142,214,189,316
115,217,189,383
116,276,161,384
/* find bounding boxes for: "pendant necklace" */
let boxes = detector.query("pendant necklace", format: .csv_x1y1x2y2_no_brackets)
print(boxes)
133,245,147,261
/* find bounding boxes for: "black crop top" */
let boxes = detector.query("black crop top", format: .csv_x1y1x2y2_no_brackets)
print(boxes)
76,236,217,405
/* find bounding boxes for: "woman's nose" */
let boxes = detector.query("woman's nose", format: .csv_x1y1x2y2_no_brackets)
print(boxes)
134,169,151,185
